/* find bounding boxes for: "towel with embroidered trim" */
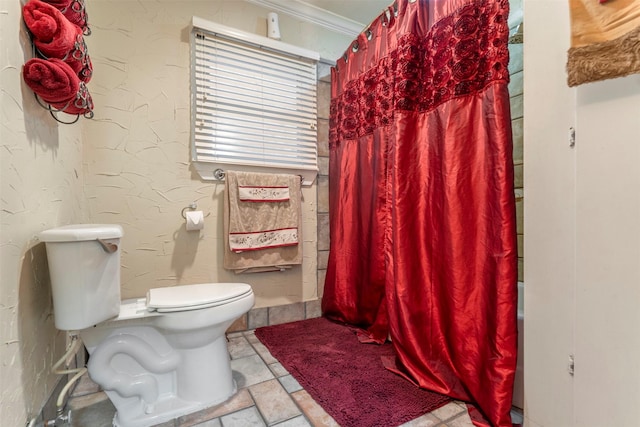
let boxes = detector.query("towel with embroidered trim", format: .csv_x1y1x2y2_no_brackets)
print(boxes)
224,171,302,273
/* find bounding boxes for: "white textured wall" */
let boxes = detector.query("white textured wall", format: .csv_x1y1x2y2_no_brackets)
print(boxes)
1,0,353,424
83,0,353,305
1,0,86,423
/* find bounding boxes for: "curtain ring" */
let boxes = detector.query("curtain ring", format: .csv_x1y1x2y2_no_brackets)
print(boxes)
352,41,359,53
343,53,348,62
365,29,373,40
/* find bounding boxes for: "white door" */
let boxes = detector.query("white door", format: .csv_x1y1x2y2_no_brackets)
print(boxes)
573,75,640,427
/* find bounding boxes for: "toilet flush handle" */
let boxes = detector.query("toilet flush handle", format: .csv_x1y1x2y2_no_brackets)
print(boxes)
97,239,118,254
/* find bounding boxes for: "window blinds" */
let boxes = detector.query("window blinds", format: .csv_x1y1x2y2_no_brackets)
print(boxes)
191,20,319,183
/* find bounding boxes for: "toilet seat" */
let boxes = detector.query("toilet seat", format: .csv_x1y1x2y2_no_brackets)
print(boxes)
147,283,253,313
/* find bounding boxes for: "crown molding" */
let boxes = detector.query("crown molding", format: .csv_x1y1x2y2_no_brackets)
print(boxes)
245,0,366,37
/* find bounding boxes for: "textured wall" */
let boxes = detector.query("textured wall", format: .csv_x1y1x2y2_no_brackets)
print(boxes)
82,0,354,306
1,0,85,423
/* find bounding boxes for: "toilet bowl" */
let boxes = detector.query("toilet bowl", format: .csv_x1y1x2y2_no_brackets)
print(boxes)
39,224,254,427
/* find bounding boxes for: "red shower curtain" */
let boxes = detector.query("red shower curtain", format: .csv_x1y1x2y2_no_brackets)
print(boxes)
322,1,518,426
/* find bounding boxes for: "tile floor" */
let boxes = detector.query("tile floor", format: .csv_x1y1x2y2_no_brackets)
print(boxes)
67,329,523,427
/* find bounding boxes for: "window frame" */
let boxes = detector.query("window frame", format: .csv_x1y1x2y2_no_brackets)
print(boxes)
190,17,320,186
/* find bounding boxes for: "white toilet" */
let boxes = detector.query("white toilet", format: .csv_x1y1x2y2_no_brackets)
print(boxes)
39,224,255,427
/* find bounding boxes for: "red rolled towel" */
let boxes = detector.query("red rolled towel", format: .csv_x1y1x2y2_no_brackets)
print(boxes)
42,0,89,35
23,58,93,115
23,0,92,82
23,0,80,58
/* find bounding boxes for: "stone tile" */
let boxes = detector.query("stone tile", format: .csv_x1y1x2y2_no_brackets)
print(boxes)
152,420,176,427
249,379,301,425
69,397,115,427
304,299,322,319
398,412,440,427
511,408,524,424
230,354,275,388
272,415,312,427
317,250,329,270
515,196,524,235
518,258,524,282
192,419,222,427
514,163,523,189
317,269,327,298
219,406,266,427
249,308,269,329
510,0,523,17
201,388,254,420
269,303,304,325
318,157,329,177
431,401,465,421
317,213,330,251
517,234,524,259
227,314,248,333
445,410,475,427
512,117,523,164
243,329,257,340
228,334,257,360
508,43,523,75
290,390,339,427
177,406,218,427
245,334,278,365
510,93,523,120
278,374,303,394
68,390,110,411
508,70,523,97
71,372,101,397
317,175,329,213
268,362,289,377
317,80,331,120
317,119,330,158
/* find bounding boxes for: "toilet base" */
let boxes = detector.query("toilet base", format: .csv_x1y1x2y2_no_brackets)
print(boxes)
111,381,237,427
82,324,239,427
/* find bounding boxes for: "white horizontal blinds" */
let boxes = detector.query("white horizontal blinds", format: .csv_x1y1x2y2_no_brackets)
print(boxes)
193,29,318,171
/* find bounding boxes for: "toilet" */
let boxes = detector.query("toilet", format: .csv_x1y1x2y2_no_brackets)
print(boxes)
39,224,255,427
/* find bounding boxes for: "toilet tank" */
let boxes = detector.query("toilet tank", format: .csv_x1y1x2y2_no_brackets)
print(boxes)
39,224,123,331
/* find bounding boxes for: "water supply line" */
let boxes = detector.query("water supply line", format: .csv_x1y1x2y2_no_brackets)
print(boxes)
45,334,88,426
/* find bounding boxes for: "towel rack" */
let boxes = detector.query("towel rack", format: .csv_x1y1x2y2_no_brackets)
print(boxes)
213,168,305,186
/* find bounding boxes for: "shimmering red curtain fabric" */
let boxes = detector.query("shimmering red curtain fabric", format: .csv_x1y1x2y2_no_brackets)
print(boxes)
321,0,518,426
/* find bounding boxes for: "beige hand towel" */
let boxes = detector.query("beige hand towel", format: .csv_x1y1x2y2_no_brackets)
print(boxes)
223,171,302,274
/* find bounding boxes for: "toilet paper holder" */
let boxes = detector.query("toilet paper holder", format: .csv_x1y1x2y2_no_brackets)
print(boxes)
181,202,197,219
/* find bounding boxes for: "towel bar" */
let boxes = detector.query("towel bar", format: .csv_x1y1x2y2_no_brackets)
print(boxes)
213,168,304,186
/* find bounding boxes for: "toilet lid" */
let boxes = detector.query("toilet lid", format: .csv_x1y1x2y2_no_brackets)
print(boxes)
146,283,252,313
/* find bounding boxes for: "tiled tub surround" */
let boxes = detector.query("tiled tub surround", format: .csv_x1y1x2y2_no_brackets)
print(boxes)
67,329,490,427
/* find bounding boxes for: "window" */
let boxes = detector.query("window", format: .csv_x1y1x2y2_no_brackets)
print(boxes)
191,17,319,185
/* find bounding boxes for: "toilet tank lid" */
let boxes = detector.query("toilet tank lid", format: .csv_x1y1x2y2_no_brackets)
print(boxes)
39,224,123,242
147,283,253,311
